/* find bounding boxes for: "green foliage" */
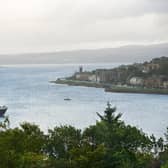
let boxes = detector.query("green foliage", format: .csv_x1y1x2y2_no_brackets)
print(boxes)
21,152,47,168
46,125,81,159
158,128,168,168
96,102,122,124
0,116,10,130
0,122,46,168
70,144,106,168
0,104,167,167
162,161,168,168
83,103,153,168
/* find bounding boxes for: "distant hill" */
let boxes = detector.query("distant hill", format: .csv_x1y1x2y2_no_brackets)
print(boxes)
0,43,168,64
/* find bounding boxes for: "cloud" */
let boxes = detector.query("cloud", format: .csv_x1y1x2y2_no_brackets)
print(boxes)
0,0,167,54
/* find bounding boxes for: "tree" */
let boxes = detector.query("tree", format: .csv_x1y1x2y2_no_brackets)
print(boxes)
46,125,81,159
96,102,122,125
0,122,46,168
83,103,153,168
158,127,168,168
0,104,163,168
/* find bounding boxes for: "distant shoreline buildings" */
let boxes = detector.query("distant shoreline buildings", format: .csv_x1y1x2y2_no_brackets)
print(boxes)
69,56,168,89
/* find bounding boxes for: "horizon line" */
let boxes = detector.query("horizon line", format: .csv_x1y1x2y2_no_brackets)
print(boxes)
0,41,167,56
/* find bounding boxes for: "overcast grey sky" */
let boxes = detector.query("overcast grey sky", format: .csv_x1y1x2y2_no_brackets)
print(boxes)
0,0,168,54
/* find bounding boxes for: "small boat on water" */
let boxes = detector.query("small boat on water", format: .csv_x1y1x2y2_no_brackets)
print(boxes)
64,98,71,101
0,106,8,117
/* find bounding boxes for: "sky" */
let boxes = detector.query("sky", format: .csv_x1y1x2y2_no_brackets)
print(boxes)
0,0,168,54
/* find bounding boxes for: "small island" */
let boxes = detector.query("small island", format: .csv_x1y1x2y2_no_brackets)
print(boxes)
52,56,168,95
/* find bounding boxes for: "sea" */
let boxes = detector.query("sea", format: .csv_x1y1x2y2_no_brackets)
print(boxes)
0,63,168,138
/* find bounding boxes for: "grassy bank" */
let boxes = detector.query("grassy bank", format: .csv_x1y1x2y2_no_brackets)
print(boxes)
105,86,168,95
52,78,106,88
52,79,168,95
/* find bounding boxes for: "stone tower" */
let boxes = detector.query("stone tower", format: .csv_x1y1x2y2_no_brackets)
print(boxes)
79,66,83,73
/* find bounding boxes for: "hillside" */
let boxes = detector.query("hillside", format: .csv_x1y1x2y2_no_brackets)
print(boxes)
0,43,168,64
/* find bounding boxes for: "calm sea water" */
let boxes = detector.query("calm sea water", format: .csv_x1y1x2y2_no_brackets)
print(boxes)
0,63,168,138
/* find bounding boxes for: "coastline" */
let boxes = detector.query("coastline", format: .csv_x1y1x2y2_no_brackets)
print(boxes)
51,79,168,95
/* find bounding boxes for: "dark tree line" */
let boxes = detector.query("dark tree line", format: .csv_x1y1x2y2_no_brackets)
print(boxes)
0,104,168,168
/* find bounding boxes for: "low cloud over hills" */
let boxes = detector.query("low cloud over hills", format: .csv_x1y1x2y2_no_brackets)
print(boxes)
0,43,168,64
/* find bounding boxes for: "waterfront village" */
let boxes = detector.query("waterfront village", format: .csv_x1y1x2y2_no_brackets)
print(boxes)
55,56,168,94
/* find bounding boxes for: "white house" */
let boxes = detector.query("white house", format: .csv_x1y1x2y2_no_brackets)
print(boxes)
129,77,143,86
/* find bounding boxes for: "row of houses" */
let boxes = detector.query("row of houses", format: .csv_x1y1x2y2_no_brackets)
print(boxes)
73,67,128,84
74,71,100,82
72,66,168,89
142,63,160,73
129,76,168,89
